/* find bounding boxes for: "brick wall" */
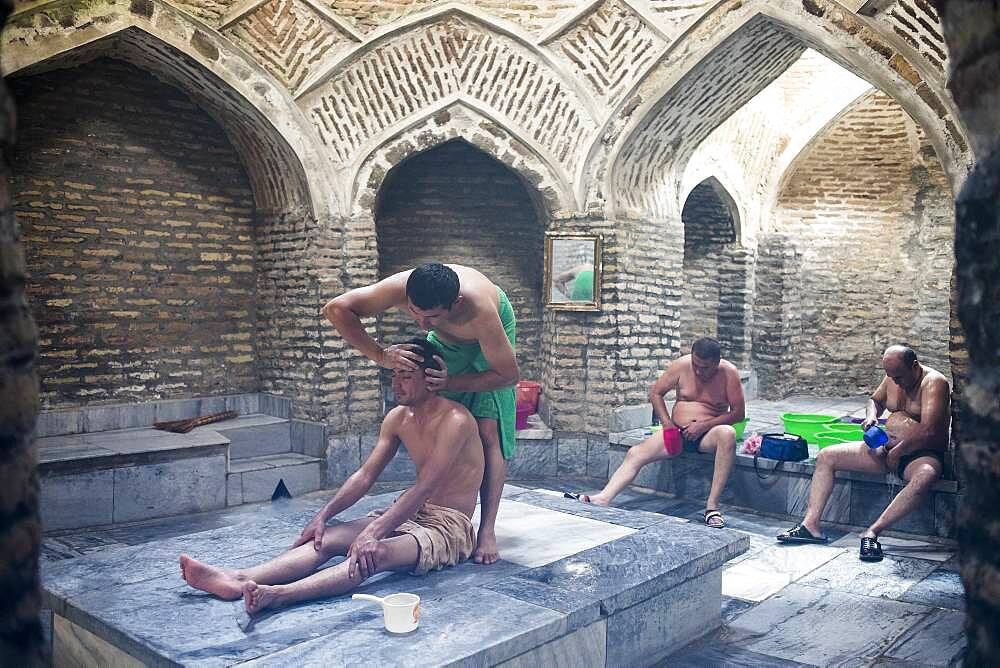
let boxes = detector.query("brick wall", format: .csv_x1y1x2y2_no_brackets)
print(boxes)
375,140,545,380
768,91,953,395
12,58,260,408
680,179,751,367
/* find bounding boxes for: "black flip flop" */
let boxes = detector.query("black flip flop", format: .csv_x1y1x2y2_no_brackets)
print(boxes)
563,492,592,504
860,536,884,562
704,509,726,528
776,524,829,544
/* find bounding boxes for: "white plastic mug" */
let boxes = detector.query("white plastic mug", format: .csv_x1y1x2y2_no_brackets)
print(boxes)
352,593,421,634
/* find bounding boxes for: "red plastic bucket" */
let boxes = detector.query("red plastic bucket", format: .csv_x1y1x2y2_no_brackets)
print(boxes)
515,403,532,430
516,381,541,413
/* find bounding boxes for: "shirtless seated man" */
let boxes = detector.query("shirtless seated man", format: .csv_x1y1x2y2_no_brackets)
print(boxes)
567,337,745,528
778,345,950,561
179,338,485,614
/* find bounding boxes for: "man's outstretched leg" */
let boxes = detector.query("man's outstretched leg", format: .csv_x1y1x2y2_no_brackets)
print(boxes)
180,517,375,600
243,534,419,614
473,417,504,565
587,432,672,506
779,442,885,543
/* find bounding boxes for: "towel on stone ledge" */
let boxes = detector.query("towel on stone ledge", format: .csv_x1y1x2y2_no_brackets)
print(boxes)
427,286,517,460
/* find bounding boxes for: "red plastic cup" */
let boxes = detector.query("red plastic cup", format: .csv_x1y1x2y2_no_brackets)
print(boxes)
662,427,682,456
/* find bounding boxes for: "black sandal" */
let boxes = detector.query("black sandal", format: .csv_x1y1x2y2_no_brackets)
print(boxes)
563,492,592,504
860,536,884,562
776,524,829,544
704,509,726,528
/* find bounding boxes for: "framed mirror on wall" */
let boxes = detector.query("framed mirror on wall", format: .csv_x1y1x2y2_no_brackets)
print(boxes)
544,233,603,311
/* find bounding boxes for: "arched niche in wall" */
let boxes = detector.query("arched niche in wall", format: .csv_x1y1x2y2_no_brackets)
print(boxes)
767,90,954,396
10,57,260,408
679,177,750,367
373,138,547,383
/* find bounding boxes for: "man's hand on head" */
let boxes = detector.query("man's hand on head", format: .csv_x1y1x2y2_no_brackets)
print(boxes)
425,355,448,392
348,530,381,580
381,344,423,371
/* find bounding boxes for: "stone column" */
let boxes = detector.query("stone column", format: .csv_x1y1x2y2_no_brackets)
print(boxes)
750,234,803,398
0,0,44,661
933,1,1000,661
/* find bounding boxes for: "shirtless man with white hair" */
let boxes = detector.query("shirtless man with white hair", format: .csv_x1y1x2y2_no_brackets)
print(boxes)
778,345,950,561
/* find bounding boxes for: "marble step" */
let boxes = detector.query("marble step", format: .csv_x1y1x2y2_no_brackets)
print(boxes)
226,453,323,506
196,414,291,460
36,427,230,531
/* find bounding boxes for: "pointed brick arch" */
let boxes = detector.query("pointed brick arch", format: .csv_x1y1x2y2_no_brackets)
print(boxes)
3,0,336,218
597,0,970,220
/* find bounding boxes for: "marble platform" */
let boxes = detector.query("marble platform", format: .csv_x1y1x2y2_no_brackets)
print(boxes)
42,485,747,667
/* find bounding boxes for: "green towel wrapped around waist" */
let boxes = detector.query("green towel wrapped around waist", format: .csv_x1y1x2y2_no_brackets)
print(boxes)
427,287,517,460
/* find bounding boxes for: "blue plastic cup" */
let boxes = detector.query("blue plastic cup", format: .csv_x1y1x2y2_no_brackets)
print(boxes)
863,426,888,449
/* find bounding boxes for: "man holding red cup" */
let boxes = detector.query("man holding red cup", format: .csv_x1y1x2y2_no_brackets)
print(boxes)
566,338,745,528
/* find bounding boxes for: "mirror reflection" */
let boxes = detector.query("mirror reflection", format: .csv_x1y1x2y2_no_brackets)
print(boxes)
544,234,601,310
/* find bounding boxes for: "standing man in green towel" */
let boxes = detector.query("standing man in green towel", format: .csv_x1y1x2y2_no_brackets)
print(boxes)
323,263,518,565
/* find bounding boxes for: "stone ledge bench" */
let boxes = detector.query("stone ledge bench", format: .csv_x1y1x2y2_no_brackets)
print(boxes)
608,429,959,540
42,487,748,666
37,393,327,531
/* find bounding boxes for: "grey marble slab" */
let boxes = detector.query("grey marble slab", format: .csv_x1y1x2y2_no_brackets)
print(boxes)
222,420,292,459
498,618,606,668
36,408,84,437
241,461,321,503
899,569,965,610
726,583,932,665
39,469,115,531
586,440,609,479
508,440,557,478
43,514,305,603
881,608,966,666
722,542,845,601
485,574,603,632
37,441,118,465
509,520,747,614
797,551,940,600
113,455,227,523
850,481,936,535
237,587,569,668
787,473,852,524
556,437,588,476
511,490,673,529
326,433,361,485
665,640,812,667
607,567,722,667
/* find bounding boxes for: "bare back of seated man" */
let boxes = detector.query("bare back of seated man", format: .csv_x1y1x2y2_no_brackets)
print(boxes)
778,344,950,561
323,262,518,566
569,338,745,528
179,339,485,615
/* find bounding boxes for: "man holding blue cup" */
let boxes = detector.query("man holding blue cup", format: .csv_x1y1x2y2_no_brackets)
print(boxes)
777,345,950,561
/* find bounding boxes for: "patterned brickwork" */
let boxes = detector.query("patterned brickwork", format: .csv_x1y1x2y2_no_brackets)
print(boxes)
549,0,666,103
300,15,596,173
320,0,578,35
375,140,545,380
115,29,311,216
615,16,805,219
880,0,948,75
770,91,953,395
224,0,354,90
12,59,259,408
163,0,241,26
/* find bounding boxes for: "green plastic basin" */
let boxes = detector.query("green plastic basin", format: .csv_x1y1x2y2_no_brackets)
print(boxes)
781,413,837,444
734,418,749,440
814,430,859,448
822,423,864,438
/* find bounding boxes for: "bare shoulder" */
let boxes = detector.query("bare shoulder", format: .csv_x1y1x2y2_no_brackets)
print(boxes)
672,354,692,371
383,406,409,427
719,359,740,378
922,367,951,393
441,403,477,433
